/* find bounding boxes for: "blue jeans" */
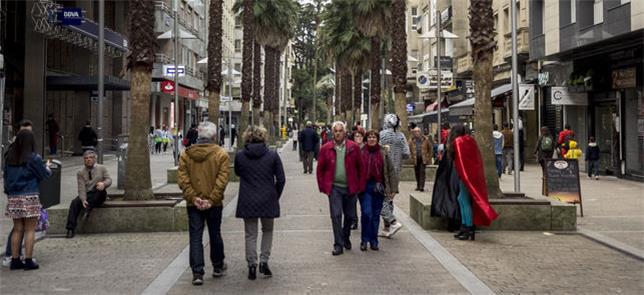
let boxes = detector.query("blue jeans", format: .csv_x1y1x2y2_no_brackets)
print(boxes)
359,181,384,246
457,182,473,227
495,154,503,177
588,160,600,177
187,206,225,275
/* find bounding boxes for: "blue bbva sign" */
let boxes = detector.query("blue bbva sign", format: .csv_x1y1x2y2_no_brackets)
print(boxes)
58,8,83,26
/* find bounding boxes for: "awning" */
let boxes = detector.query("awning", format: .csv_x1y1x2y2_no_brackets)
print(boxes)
491,83,512,97
408,108,450,123
449,98,475,116
47,75,130,91
425,97,449,112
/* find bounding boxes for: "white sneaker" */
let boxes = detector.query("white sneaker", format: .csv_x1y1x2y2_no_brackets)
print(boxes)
595,175,599,180
388,222,403,237
378,229,390,238
2,256,10,267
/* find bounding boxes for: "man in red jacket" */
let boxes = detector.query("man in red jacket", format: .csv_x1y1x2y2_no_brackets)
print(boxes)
316,121,364,256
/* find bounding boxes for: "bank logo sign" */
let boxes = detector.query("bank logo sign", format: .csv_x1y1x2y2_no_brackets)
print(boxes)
58,8,83,26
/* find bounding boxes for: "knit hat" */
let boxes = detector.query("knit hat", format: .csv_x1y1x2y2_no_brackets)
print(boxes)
383,114,400,130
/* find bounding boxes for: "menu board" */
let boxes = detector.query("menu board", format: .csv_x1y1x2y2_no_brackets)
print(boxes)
545,159,583,216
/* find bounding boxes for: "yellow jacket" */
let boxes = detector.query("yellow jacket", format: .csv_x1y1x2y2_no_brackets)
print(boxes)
564,140,583,159
178,142,230,207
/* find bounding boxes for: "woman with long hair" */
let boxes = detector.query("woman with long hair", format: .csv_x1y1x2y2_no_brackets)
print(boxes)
433,125,498,240
235,126,285,280
358,130,399,250
3,130,51,270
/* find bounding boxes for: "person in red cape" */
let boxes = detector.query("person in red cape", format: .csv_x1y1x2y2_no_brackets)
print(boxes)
447,125,498,240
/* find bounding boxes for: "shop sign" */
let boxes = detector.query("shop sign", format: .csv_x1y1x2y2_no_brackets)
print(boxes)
163,65,185,77
161,80,175,94
518,84,535,110
434,56,453,69
551,87,588,106
612,67,636,89
465,80,475,99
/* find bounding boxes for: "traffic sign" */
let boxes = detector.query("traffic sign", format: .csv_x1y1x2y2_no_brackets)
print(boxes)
163,65,186,77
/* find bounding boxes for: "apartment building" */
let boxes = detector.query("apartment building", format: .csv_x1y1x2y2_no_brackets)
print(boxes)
529,0,643,180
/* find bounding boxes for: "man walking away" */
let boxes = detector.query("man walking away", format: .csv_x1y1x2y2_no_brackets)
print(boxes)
409,127,433,192
65,150,112,238
231,125,237,147
316,122,363,255
177,121,230,286
299,121,319,174
501,123,514,174
493,125,504,178
78,121,98,153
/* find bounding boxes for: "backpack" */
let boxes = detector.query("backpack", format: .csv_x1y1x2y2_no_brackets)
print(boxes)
541,136,554,152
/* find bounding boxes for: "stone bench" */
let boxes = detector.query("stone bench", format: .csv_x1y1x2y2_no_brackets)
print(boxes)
409,190,576,231
399,165,437,182
47,196,188,234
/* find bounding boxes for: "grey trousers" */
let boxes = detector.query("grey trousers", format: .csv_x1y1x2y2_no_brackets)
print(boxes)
303,151,315,172
244,218,274,266
329,186,357,248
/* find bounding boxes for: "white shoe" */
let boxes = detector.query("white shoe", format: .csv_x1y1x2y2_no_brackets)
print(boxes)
378,230,390,238
2,256,10,267
388,222,403,237
595,176,599,180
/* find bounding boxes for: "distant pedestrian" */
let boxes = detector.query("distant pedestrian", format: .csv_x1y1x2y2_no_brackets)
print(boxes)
162,126,171,153
185,124,199,147
291,127,299,151
149,127,156,154
533,126,555,170
65,150,112,239
78,121,98,153
45,114,60,155
316,121,364,256
564,139,582,160
409,127,433,192
492,125,504,178
4,130,51,270
231,124,237,147
177,121,230,286
586,136,601,179
378,114,409,238
359,130,398,251
435,125,498,241
299,121,319,174
219,125,226,146
154,126,163,154
235,126,285,280
501,123,514,174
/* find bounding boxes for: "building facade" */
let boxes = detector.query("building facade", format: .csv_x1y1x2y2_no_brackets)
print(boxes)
530,0,643,180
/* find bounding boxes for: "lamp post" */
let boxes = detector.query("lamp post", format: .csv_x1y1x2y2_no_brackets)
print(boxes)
511,0,520,192
97,0,105,163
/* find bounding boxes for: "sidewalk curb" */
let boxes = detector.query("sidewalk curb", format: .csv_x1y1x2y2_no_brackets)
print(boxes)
578,227,644,261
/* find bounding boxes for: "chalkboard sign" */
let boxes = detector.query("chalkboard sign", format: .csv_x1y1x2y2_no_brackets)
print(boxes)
545,159,583,216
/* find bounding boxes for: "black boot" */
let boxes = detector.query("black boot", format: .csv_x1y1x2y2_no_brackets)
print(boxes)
23,258,39,270
9,258,24,270
453,225,466,238
456,226,476,241
248,264,257,280
259,262,272,277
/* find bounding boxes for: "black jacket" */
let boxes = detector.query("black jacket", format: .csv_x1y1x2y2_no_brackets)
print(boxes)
186,128,199,147
298,127,319,152
235,143,286,218
78,126,98,147
431,156,461,220
586,144,600,161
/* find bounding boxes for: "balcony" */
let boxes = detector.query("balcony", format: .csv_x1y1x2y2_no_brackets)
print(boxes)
503,28,530,59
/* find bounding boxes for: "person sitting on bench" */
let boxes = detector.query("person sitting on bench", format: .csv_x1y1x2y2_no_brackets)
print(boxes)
65,150,112,238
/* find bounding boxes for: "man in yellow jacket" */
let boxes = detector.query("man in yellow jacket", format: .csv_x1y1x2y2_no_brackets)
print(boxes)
177,121,230,286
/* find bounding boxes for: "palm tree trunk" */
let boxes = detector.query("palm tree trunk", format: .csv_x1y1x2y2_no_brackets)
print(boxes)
370,38,381,130
124,67,153,200
240,0,254,147
208,91,220,127
391,0,408,136
252,41,262,126
207,0,223,124
470,0,501,197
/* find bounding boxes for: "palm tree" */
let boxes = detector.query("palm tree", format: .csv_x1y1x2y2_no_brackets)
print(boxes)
353,68,363,126
470,0,501,197
240,0,254,146
390,0,408,135
124,0,156,200
352,0,391,129
252,41,262,126
207,0,223,125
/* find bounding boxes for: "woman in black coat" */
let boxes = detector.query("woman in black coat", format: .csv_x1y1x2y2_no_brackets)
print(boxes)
234,126,285,280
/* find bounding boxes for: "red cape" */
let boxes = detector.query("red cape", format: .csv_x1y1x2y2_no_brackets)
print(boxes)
453,136,498,226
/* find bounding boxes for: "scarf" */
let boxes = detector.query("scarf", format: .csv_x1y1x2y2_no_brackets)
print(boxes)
364,144,384,183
